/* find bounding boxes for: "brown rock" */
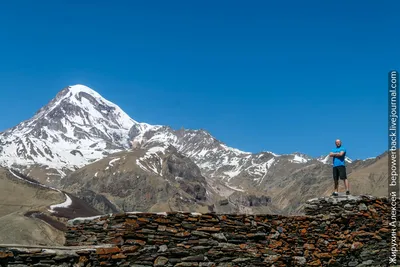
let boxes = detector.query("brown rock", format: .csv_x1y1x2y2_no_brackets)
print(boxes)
155,256,169,266
112,253,127,259
121,245,139,253
96,247,121,255
328,258,337,265
111,236,124,245
309,259,322,266
138,217,150,223
303,243,315,250
196,227,221,232
351,242,363,251
239,244,248,249
176,231,191,237
219,215,227,221
269,240,283,249
155,218,170,224
331,249,340,256
0,251,13,258
315,252,331,259
79,256,88,264
373,234,382,240
125,219,139,228
166,227,178,233
264,255,280,263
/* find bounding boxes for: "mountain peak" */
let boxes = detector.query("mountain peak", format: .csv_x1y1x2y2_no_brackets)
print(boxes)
64,84,119,109
67,84,98,95
0,84,143,175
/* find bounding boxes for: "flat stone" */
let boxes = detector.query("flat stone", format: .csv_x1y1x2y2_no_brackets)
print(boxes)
293,256,306,266
154,256,169,266
356,260,374,267
158,245,168,252
182,255,205,261
348,261,359,266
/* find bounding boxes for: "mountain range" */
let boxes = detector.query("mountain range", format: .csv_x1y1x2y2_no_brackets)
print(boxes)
0,84,388,243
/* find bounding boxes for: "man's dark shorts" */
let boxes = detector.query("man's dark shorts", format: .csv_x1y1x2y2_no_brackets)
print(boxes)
333,166,347,180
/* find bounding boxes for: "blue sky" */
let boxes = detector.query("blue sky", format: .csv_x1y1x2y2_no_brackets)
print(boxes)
0,1,398,159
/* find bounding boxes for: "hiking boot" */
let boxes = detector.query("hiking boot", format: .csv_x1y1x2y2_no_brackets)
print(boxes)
346,191,350,195
332,192,338,196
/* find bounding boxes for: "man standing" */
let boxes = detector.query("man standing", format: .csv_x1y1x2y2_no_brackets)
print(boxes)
329,139,350,196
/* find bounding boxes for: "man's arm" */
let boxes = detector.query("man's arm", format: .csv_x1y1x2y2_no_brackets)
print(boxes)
329,150,345,157
337,151,345,156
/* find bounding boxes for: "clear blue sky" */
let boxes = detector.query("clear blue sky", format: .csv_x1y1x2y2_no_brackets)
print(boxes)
0,1,398,159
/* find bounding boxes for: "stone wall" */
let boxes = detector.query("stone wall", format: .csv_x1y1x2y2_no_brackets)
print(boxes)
0,246,102,267
0,195,397,266
303,195,389,217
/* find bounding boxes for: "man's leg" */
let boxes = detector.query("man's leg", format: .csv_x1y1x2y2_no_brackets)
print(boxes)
344,179,350,192
339,166,350,194
333,167,339,195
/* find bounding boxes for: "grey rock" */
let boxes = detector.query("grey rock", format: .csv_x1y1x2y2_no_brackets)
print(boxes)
293,256,307,266
158,245,168,253
356,260,374,267
358,203,368,211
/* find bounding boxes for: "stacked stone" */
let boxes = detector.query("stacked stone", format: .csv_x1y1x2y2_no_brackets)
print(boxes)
64,196,392,267
303,195,389,217
0,246,100,266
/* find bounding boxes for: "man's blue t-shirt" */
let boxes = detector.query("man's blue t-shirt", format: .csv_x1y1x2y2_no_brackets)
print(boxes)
332,147,346,167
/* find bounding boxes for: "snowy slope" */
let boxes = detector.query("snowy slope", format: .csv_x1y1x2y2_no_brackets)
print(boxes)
0,85,157,175
128,126,326,189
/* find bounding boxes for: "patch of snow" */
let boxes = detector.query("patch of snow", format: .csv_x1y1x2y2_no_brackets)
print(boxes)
318,155,330,164
265,151,280,157
147,146,166,154
345,157,353,163
8,169,59,191
108,158,120,167
48,193,72,213
68,214,108,224
266,157,275,168
136,159,151,173
290,154,309,163
225,183,245,192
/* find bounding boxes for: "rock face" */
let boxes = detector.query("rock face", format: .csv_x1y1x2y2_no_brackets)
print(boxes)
60,146,214,214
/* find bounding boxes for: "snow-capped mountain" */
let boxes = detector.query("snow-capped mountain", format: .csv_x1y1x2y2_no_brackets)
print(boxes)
0,85,155,175
0,84,362,186
128,126,330,191
0,84,382,214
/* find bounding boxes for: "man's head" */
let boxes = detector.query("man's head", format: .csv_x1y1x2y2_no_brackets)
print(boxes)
335,139,342,147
